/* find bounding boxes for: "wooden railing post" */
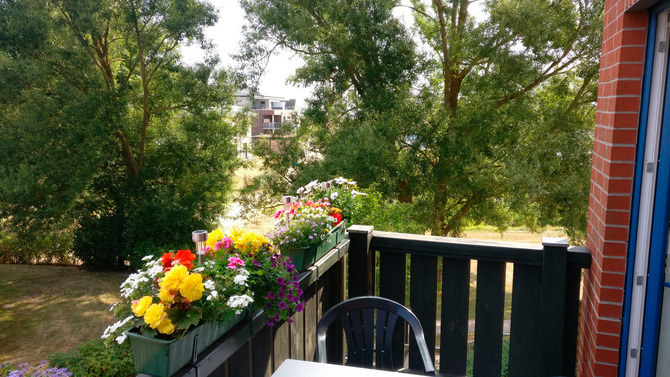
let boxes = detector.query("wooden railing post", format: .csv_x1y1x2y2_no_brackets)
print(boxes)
538,237,569,377
347,225,374,298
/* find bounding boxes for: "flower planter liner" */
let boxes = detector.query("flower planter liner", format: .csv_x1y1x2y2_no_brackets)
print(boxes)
283,221,346,272
125,311,247,377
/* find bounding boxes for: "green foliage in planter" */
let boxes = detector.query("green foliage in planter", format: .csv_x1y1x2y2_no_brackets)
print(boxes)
48,338,135,377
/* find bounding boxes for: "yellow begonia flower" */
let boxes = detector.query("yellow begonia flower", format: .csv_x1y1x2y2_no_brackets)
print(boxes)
206,228,223,250
161,264,188,291
157,318,175,335
144,303,167,329
159,287,174,303
180,273,205,302
234,231,269,255
132,296,153,317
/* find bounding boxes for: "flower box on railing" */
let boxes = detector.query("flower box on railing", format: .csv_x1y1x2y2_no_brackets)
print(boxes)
281,221,346,272
125,311,247,377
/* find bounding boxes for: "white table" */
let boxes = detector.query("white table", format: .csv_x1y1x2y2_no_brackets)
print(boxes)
271,359,424,377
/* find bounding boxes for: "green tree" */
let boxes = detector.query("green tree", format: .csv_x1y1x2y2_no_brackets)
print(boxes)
239,0,602,241
0,0,242,268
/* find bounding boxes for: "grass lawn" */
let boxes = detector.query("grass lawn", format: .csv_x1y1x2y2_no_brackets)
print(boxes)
0,265,127,367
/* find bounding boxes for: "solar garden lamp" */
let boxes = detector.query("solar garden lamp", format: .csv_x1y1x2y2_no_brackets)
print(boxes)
192,230,208,264
281,195,295,224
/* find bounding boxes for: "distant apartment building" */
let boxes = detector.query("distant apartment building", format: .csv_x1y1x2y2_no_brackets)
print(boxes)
234,91,297,137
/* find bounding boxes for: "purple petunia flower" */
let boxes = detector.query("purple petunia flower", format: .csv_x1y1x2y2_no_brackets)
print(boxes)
268,320,275,327
296,302,305,312
278,301,288,310
277,277,285,285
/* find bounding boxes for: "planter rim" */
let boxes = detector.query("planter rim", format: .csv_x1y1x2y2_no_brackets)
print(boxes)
124,327,186,345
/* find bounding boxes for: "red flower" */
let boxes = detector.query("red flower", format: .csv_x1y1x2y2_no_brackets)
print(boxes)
332,213,342,226
161,252,174,270
173,249,196,269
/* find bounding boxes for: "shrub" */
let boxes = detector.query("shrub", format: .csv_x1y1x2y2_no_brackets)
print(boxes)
48,339,135,377
0,228,75,265
72,215,127,271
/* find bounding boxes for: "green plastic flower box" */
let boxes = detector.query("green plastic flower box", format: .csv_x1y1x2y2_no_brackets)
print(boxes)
125,312,247,377
282,222,346,272
281,245,318,272
315,221,346,260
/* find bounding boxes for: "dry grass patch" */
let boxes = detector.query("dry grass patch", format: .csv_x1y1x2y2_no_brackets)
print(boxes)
0,264,127,366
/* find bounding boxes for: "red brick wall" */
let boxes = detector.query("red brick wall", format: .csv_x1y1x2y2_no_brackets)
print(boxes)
580,0,648,375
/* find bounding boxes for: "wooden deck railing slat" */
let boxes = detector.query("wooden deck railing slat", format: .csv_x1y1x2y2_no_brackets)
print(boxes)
439,258,471,376
252,324,272,377
379,250,407,367
272,321,290,372
409,254,438,371
472,261,506,377
508,264,542,375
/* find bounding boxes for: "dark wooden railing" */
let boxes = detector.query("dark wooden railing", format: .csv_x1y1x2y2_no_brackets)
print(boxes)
347,225,591,377
142,226,590,377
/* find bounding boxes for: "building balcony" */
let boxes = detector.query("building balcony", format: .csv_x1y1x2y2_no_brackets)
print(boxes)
152,226,590,377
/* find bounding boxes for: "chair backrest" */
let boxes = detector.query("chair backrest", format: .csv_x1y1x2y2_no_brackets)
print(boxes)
316,296,435,375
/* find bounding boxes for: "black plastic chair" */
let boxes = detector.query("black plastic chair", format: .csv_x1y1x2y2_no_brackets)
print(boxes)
316,296,435,375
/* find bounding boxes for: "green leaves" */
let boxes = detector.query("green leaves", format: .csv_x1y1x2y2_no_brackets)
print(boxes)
168,307,203,332
240,0,602,242
0,0,241,266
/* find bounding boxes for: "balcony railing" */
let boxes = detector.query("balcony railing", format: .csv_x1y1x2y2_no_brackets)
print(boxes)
148,226,590,377
261,122,292,130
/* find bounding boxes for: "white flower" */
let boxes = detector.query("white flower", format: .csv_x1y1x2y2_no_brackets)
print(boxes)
227,294,254,314
102,316,133,340
351,190,367,197
204,279,216,290
234,268,250,286
206,290,218,301
109,302,119,312
330,192,339,200
141,255,154,261
298,180,319,194
116,333,127,344
334,177,348,185
147,264,163,278
193,267,205,273
120,272,150,298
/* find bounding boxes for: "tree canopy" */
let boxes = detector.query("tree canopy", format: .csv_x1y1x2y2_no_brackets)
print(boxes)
239,0,603,240
0,0,242,268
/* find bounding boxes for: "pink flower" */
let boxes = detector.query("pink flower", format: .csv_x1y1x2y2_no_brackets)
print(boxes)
227,256,245,270
274,210,283,219
223,237,232,249
214,241,223,251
